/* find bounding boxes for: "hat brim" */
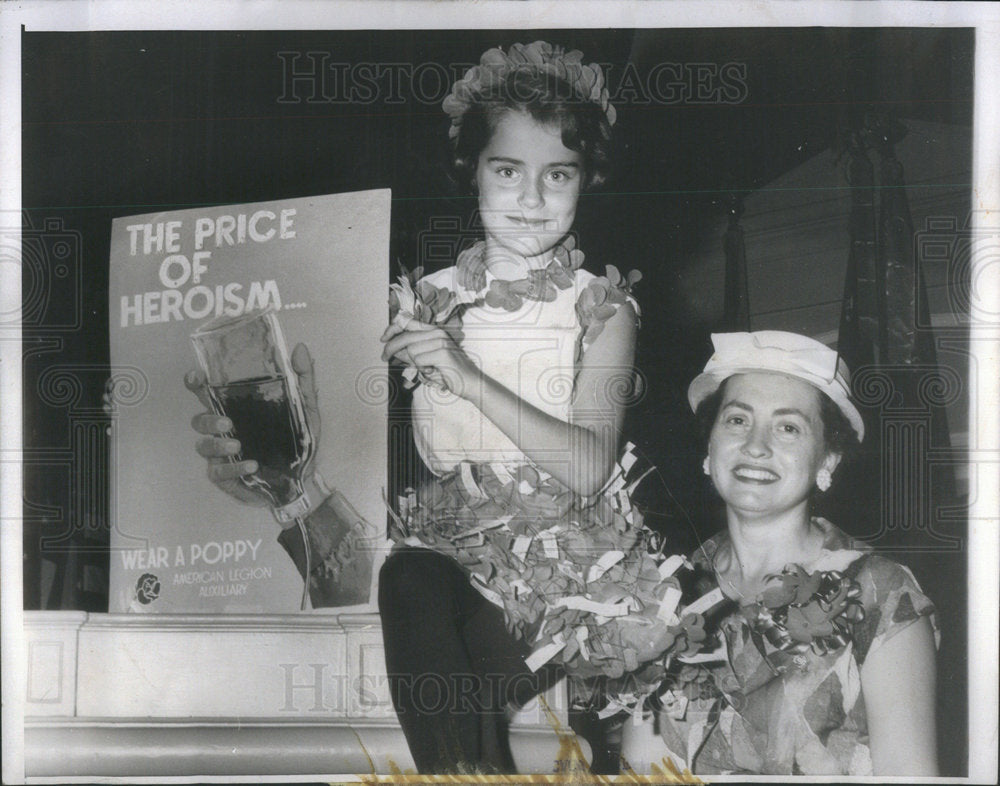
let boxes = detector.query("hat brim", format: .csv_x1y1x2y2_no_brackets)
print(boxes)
687,368,865,443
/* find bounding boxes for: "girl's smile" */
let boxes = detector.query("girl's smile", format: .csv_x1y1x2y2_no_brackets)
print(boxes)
475,110,583,264
506,215,554,228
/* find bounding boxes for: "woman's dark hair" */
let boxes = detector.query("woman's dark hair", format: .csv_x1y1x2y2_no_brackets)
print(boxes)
694,376,861,463
450,67,613,194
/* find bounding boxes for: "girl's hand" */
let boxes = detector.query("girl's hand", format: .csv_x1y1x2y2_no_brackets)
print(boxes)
184,343,321,508
380,321,478,398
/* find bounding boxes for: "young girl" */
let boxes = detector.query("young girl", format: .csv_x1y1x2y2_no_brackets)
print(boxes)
378,41,649,771
190,42,676,774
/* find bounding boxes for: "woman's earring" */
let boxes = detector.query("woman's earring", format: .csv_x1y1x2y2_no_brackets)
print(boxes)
703,456,711,476
816,467,832,492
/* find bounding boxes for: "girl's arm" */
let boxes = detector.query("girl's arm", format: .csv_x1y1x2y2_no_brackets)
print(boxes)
859,615,938,775
382,301,637,496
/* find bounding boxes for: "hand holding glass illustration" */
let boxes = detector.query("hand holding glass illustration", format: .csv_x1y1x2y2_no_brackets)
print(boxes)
187,309,320,524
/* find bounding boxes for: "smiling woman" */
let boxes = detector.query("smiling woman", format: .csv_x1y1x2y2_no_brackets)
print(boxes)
706,373,843,534
621,331,939,777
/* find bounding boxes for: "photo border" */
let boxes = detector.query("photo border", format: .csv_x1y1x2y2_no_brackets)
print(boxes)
2,1,997,782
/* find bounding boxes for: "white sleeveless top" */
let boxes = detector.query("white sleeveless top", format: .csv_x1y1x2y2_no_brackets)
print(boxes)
410,264,603,475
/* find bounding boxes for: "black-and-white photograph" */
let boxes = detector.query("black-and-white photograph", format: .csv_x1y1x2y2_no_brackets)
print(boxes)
2,1,997,782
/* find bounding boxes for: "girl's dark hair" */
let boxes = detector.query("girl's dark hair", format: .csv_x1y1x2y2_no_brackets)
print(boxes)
694,376,861,462
450,68,613,194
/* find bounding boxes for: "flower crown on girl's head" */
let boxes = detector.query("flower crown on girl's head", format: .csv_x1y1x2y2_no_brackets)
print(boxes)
442,41,617,139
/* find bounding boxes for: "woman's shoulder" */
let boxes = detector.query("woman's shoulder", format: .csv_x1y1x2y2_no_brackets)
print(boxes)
848,552,935,617
812,519,922,589
813,527,942,664
811,519,934,616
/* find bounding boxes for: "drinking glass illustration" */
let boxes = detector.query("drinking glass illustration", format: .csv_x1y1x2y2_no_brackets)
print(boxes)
191,309,316,524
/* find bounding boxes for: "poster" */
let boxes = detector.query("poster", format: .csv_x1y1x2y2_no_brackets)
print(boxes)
2,1,998,783
107,191,390,612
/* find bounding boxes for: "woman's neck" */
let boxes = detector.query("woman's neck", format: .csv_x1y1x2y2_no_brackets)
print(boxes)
719,504,821,594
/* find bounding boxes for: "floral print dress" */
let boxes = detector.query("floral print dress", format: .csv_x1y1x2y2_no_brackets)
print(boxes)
644,518,938,776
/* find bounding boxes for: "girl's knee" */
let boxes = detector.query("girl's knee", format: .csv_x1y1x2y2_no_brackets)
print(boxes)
378,548,460,612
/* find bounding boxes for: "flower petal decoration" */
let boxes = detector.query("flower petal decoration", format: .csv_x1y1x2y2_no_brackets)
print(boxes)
577,65,597,97
442,40,617,139
394,235,641,391
574,268,642,358
391,445,707,716
484,280,522,311
760,582,796,609
743,564,866,657
480,49,508,67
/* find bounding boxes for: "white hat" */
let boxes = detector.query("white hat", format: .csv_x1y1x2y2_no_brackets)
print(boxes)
687,331,865,441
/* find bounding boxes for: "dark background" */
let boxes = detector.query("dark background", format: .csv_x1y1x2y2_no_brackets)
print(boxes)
21,28,972,774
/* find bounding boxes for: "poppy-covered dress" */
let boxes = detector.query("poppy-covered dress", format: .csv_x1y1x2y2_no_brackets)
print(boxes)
630,518,938,776
389,238,690,686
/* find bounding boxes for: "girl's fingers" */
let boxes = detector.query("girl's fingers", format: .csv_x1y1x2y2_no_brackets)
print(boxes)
395,349,416,369
406,320,437,331
405,342,457,372
382,330,448,362
381,332,412,359
406,348,440,372
386,345,436,369
382,324,443,348
381,319,434,343
379,322,405,342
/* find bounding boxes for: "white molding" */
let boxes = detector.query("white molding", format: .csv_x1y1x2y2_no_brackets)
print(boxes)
75,611,382,631
24,718,581,780
22,612,86,719
23,611,585,778
24,719,411,779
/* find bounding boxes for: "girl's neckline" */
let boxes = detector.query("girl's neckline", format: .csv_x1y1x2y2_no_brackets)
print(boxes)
451,238,588,312
484,241,554,276
455,237,586,294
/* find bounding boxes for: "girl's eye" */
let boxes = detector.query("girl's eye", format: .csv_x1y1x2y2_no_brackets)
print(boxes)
496,167,518,179
724,414,747,427
777,422,802,436
547,169,576,185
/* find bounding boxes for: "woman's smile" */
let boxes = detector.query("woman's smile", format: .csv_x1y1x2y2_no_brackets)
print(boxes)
731,464,781,483
708,372,834,519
